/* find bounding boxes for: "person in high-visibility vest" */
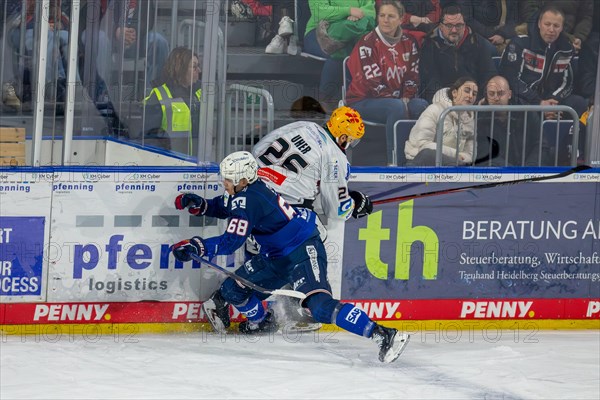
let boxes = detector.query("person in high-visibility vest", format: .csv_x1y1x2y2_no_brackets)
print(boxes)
143,47,201,155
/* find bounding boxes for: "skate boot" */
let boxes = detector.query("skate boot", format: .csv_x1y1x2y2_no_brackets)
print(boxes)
371,324,410,363
238,310,278,334
202,291,231,334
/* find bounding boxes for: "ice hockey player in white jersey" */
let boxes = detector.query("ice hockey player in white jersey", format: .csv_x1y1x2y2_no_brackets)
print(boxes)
251,106,374,329
252,105,373,222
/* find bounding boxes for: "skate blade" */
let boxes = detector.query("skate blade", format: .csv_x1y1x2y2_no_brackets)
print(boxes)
284,322,322,333
383,333,410,363
202,302,228,334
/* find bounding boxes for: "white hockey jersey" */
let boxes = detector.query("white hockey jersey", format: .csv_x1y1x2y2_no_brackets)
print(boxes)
252,121,355,221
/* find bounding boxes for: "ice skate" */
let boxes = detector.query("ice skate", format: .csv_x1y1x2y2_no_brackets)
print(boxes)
371,324,410,363
238,310,278,334
202,291,231,334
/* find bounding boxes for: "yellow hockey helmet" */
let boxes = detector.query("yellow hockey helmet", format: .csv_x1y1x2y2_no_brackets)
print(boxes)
327,106,365,140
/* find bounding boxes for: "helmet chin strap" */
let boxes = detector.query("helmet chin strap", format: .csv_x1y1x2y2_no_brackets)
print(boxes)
234,179,249,194
336,135,349,151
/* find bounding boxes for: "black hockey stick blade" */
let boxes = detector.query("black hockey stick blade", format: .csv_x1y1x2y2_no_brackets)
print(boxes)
191,253,307,300
373,165,592,206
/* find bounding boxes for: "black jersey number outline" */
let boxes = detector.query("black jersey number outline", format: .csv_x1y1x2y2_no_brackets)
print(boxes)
257,138,308,173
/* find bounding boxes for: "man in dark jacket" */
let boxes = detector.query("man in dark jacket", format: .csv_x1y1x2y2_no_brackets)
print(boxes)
520,0,594,52
419,5,497,102
499,5,587,119
574,1,599,102
574,32,598,101
456,0,523,55
474,75,551,166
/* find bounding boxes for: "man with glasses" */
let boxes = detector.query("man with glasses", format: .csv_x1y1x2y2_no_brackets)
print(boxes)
419,5,497,103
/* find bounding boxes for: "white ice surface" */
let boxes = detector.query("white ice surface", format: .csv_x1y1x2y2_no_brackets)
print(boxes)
1,329,599,399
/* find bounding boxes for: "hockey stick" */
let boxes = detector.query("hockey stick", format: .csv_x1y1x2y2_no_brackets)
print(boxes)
190,253,307,300
373,165,592,206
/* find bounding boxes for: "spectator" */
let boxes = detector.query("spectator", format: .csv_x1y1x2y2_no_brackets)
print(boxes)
456,0,522,55
499,5,587,119
376,0,441,45
520,0,594,52
231,1,297,54
1,0,24,108
419,5,497,103
475,75,551,166
346,0,428,165
3,0,72,107
265,1,297,54
405,77,478,166
248,0,297,55
573,3,599,159
83,0,169,95
304,0,376,110
574,32,598,101
139,47,201,154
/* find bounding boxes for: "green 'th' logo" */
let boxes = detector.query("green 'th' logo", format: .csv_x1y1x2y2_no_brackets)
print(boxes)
358,200,439,280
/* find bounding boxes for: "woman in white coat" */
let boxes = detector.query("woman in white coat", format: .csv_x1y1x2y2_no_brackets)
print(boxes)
404,77,478,166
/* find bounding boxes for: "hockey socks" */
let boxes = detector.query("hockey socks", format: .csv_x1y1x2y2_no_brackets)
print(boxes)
334,303,375,337
235,294,266,323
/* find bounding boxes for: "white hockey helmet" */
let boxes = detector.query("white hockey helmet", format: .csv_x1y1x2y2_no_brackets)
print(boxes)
220,151,259,185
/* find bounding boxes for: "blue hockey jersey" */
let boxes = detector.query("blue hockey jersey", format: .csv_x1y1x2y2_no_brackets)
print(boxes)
201,180,318,258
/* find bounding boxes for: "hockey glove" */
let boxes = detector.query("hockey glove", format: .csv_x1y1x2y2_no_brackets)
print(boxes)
171,237,205,262
350,190,373,219
175,193,207,216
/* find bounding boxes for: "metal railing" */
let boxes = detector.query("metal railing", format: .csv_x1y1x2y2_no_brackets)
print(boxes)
221,83,274,159
435,105,580,167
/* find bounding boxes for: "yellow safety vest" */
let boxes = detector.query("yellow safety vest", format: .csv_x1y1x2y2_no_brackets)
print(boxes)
144,84,202,155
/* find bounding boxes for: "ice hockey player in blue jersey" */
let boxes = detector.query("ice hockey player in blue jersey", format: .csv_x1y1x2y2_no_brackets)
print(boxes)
171,151,409,363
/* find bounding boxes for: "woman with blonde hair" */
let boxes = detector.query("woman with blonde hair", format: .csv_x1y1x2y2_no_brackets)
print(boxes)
346,0,428,165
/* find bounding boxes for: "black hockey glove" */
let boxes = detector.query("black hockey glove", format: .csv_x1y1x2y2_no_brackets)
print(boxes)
171,237,205,262
350,190,373,219
175,193,207,216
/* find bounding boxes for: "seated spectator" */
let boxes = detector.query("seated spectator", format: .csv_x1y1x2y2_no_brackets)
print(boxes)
3,0,72,108
1,0,24,108
304,0,376,110
83,0,169,96
572,29,598,158
231,1,297,54
419,5,497,103
346,0,428,165
475,75,551,166
499,5,587,119
244,0,297,55
456,0,522,55
405,77,478,166
519,0,593,52
377,0,441,46
574,31,598,101
139,47,202,155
